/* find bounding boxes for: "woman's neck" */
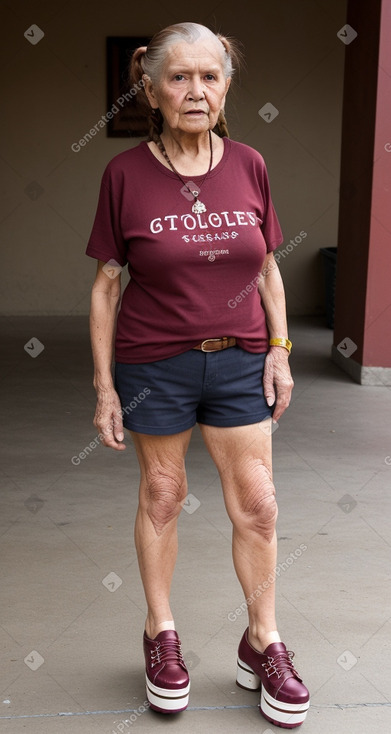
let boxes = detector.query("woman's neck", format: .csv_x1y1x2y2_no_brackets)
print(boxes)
147,129,225,176
160,128,212,161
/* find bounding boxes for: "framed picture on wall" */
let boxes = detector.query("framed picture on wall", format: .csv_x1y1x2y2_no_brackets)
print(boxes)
106,36,151,137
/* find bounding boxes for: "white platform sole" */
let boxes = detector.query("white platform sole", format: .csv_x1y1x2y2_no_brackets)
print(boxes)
236,656,261,690
146,674,190,713
236,657,309,727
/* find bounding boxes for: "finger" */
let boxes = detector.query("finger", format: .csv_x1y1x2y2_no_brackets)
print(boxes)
263,369,275,406
99,421,126,451
113,415,125,443
264,388,276,408
101,433,126,451
272,391,291,421
273,401,288,422
106,438,126,451
265,389,275,407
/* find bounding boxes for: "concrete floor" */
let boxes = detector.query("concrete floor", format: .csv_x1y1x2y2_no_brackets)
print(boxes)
1,315,390,733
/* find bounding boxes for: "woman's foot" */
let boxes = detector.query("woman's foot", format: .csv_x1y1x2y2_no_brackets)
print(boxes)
236,628,310,729
144,629,190,713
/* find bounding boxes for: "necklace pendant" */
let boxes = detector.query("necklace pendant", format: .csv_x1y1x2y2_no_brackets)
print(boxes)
157,131,213,218
192,199,207,214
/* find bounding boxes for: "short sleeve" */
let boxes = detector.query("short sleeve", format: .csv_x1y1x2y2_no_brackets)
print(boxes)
85,164,128,266
259,160,283,252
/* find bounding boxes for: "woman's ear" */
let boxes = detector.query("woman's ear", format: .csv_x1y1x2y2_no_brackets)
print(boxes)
142,74,159,109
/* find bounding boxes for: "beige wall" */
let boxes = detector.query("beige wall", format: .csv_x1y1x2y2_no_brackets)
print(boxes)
1,0,347,316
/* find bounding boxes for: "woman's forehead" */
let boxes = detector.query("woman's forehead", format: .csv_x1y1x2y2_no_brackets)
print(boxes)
164,40,224,68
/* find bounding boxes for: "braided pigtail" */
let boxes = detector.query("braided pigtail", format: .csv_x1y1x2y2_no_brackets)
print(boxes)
148,108,164,144
217,32,244,78
129,46,163,141
213,109,230,138
129,46,147,89
213,33,244,137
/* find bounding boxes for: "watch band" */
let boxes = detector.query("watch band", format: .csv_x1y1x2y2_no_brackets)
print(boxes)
269,338,292,354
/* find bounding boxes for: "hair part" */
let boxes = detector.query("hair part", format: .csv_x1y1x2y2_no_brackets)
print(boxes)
129,22,242,141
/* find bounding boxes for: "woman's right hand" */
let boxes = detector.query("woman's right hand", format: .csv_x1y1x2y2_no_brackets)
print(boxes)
93,387,126,451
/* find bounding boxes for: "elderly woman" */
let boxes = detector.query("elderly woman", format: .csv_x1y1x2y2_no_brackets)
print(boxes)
86,22,309,728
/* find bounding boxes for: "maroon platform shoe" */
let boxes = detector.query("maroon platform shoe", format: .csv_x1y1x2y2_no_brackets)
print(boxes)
236,628,310,728
143,630,190,713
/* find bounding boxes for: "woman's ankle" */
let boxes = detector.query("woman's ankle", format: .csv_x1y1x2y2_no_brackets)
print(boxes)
248,626,281,653
145,618,176,639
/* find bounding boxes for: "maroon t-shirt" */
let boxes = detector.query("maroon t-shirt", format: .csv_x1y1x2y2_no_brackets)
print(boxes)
86,137,283,363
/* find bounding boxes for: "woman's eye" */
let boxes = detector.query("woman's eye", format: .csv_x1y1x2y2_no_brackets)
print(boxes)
172,73,216,82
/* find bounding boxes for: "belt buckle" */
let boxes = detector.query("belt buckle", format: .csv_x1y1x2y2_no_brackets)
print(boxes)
200,338,225,352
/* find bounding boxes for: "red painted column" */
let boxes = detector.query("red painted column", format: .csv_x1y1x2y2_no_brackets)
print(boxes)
333,0,391,383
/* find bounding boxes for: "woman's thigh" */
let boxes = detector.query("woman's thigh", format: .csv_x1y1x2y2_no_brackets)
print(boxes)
130,428,194,533
130,428,193,487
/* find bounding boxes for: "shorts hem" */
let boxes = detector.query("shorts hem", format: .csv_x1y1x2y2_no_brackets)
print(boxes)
197,410,273,428
123,419,197,436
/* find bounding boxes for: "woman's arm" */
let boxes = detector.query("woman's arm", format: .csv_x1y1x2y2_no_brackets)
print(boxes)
258,252,294,422
90,260,126,450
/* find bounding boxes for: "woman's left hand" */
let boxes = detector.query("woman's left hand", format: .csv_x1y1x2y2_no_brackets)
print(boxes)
263,347,294,422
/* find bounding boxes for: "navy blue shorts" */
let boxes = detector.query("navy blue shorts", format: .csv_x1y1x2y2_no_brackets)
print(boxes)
114,347,273,435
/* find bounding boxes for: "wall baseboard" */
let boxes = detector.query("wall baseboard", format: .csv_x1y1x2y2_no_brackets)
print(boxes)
331,345,391,385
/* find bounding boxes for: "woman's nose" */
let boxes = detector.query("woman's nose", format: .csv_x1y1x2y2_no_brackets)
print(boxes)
186,77,205,100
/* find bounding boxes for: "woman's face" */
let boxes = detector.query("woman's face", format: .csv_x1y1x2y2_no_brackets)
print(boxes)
144,39,231,136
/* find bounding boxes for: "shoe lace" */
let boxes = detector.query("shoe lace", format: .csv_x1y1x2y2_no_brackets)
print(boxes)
262,650,299,679
150,639,184,668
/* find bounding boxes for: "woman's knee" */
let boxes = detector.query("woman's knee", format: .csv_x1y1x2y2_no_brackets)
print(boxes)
234,459,278,543
142,466,187,535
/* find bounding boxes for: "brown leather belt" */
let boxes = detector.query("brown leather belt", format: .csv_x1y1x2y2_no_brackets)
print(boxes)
192,337,237,352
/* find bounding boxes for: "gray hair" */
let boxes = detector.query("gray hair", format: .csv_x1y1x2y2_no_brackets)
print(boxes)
142,22,236,82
